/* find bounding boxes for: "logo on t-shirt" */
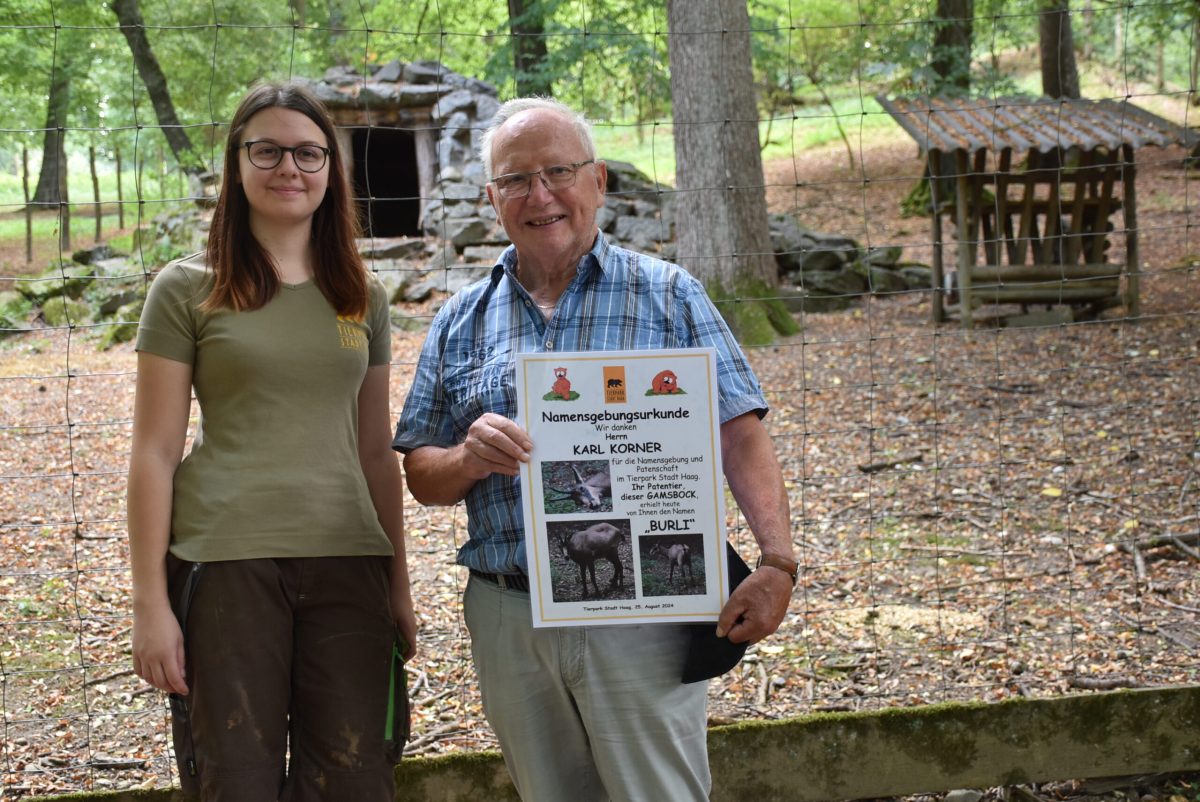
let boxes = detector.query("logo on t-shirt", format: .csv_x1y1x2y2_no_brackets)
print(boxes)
336,316,367,351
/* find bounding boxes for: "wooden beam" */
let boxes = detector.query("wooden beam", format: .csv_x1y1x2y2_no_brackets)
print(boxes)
1122,144,1140,318
967,283,1119,306
929,150,945,324
1064,150,1091,265
955,149,974,329
1089,163,1118,264
414,127,438,231
997,148,1016,265
1016,150,1039,266
1040,162,1062,265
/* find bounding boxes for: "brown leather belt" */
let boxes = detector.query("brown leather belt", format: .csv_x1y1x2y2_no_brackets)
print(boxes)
469,569,530,592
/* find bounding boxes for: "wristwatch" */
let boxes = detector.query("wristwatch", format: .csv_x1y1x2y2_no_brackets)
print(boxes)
756,554,799,586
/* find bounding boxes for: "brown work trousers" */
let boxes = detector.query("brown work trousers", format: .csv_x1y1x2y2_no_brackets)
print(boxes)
167,554,401,802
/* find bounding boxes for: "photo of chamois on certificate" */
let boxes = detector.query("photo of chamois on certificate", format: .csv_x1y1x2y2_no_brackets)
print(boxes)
545,518,635,604
541,459,613,514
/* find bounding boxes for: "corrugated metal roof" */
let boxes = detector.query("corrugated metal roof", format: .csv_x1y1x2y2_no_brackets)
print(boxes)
876,95,1197,155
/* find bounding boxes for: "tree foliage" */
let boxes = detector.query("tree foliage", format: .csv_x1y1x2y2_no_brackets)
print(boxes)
0,0,1192,214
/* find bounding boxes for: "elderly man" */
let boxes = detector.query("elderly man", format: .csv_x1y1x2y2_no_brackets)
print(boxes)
393,97,796,801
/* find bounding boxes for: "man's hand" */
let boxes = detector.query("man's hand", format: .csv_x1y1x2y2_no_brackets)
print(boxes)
714,567,793,644
460,412,532,479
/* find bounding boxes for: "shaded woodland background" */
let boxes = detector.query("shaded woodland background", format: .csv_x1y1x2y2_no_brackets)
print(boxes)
0,0,1197,797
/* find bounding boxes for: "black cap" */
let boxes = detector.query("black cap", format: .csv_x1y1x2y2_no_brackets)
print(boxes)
682,542,753,684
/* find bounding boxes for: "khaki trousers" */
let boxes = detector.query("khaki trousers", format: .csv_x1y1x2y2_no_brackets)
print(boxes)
463,575,711,802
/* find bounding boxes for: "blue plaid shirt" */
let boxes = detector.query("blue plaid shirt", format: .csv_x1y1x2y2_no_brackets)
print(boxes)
392,234,768,575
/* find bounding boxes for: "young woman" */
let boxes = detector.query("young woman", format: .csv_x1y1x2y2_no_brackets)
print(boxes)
127,81,416,801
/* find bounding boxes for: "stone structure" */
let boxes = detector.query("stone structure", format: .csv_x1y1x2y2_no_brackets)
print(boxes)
301,59,928,309
2,60,931,345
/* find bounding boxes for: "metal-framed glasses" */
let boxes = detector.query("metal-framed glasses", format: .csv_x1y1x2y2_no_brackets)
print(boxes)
491,160,595,199
242,140,330,173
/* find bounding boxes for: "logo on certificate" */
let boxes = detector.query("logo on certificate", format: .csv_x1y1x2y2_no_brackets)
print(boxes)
602,366,626,404
649,368,684,395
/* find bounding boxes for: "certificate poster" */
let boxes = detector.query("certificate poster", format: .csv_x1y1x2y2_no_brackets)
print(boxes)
516,348,729,627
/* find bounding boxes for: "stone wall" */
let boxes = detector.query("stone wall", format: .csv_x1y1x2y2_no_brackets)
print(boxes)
22,687,1200,802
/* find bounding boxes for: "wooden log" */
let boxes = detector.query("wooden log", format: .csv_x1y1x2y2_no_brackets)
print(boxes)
970,263,1122,281
971,278,1119,293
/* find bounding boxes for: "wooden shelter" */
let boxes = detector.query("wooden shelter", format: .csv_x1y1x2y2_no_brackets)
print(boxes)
878,96,1195,327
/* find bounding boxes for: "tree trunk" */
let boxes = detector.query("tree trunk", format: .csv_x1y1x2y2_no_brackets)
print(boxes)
1040,0,1081,99
932,0,973,95
927,0,970,211
30,58,71,208
1080,0,1094,59
667,0,797,344
507,0,553,97
110,0,201,174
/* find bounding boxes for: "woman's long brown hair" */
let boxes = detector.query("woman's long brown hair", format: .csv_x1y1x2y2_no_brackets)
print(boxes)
203,81,367,318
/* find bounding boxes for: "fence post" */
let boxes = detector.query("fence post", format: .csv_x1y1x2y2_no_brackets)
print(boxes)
22,146,32,264
115,139,125,229
58,135,70,253
90,144,101,243
137,155,145,224
1122,143,1140,318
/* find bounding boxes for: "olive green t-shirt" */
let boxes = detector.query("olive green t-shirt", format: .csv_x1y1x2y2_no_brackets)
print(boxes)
135,253,394,562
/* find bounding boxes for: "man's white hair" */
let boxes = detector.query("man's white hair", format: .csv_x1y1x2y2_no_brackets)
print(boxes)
479,97,597,179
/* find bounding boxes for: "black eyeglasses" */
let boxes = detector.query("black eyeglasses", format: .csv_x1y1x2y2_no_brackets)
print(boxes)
490,160,595,199
242,140,330,173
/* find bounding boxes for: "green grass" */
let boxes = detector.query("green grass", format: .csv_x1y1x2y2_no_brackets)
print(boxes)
0,159,189,208
592,93,900,183
0,212,124,242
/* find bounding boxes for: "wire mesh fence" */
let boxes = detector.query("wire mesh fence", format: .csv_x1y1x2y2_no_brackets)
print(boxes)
1,1,1197,798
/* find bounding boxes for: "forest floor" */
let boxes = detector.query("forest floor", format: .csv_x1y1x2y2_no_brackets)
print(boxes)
1,141,1197,798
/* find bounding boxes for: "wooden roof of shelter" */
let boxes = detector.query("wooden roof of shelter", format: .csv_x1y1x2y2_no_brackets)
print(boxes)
876,95,1196,156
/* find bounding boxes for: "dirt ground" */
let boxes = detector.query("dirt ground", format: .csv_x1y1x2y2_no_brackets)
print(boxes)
1,140,1197,798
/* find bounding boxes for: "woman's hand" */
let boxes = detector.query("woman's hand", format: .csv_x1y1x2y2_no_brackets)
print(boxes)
132,601,189,695
391,588,419,662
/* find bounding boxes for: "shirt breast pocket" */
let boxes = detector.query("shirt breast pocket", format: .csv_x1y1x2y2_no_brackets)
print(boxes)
442,351,516,440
